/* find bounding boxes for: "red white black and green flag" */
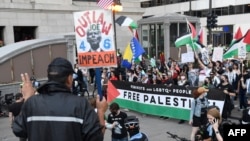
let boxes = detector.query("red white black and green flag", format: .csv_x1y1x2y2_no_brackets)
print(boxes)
175,19,204,51
115,16,138,29
223,29,250,59
229,27,243,47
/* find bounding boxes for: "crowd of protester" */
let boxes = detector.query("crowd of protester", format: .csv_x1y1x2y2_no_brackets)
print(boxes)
73,52,250,141
74,50,250,118
9,52,250,141
83,53,250,112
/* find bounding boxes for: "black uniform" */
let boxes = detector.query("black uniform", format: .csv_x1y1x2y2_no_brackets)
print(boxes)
12,81,103,141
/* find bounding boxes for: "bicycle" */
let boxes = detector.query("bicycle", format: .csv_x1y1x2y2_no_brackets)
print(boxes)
166,131,190,141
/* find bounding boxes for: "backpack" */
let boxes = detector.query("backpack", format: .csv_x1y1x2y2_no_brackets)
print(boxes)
195,123,211,141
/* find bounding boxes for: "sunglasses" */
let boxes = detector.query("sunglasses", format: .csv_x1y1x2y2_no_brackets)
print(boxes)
124,122,139,128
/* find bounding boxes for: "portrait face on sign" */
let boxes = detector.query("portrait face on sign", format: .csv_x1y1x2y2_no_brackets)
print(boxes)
74,10,117,68
199,48,210,66
87,27,102,52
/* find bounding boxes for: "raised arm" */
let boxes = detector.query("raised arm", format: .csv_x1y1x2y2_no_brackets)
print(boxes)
194,51,206,70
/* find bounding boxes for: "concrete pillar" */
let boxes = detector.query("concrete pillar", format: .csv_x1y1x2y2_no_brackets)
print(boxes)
164,22,171,60
4,25,15,44
64,34,76,65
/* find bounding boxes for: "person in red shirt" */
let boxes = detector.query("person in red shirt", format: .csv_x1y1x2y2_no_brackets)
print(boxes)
170,60,180,84
109,71,118,81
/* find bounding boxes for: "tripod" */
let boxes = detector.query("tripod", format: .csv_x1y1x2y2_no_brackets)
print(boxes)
166,131,190,141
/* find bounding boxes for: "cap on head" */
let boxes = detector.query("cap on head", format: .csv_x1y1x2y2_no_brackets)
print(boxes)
15,92,23,100
197,87,209,93
193,87,209,99
47,57,75,77
124,115,139,129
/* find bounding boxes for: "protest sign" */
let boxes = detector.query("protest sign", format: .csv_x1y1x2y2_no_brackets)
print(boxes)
73,10,117,68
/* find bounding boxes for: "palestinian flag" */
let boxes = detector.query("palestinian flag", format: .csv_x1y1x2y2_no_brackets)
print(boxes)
244,30,250,52
175,33,192,48
107,80,120,103
188,40,205,51
111,81,226,120
229,27,242,47
174,20,198,48
186,19,196,39
223,29,250,59
197,28,204,44
115,16,138,29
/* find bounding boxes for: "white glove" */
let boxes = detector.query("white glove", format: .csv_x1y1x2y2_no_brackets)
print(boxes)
74,81,78,87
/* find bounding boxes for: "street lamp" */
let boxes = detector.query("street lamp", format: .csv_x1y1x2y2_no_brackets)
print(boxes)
110,0,123,67
110,0,123,12
111,0,123,51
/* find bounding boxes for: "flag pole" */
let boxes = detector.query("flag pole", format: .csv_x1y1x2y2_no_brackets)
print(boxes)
178,48,181,61
95,68,102,100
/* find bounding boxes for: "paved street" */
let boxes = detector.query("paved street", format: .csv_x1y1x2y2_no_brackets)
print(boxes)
0,104,242,141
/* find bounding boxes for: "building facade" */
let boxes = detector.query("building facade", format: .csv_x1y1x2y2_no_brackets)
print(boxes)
1,0,250,63
0,0,144,52
140,0,250,47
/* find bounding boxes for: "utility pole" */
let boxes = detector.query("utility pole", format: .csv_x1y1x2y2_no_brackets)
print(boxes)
208,0,212,45
189,0,192,16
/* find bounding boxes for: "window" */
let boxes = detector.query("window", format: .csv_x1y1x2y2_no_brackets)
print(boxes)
170,23,177,47
0,26,4,47
14,26,37,42
149,24,156,57
157,24,164,54
142,25,149,49
73,0,96,1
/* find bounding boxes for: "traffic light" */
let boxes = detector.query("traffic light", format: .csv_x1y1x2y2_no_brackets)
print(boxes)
206,13,212,28
211,13,218,28
207,13,218,28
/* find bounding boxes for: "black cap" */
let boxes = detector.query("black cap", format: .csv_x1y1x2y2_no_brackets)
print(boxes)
124,115,139,129
15,93,23,100
124,115,139,124
47,57,75,77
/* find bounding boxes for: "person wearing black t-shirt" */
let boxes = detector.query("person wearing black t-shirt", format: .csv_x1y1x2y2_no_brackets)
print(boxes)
9,93,26,141
9,93,24,122
217,75,236,119
107,102,128,141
